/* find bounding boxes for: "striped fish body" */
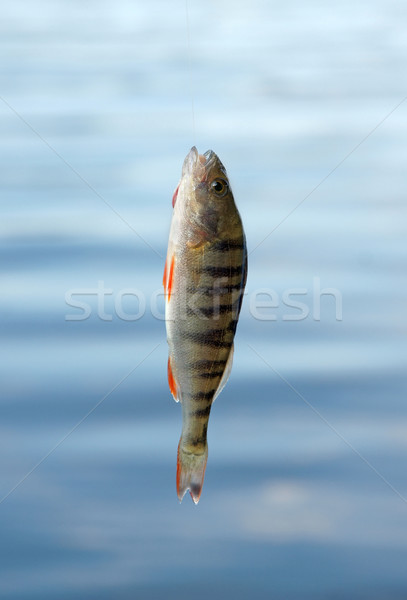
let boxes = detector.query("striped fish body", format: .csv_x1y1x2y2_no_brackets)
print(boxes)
164,147,247,504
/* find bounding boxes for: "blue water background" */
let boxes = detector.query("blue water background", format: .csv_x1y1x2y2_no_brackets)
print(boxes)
1,1,407,598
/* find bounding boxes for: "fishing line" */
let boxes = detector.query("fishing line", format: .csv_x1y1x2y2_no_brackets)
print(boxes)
185,0,196,145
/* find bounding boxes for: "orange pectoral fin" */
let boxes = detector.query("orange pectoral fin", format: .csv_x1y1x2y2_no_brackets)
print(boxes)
167,254,175,302
167,356,178,402
172,184,180,207
163,254,175,301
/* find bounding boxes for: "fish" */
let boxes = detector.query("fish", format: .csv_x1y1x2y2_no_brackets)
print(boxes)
163,146,247,504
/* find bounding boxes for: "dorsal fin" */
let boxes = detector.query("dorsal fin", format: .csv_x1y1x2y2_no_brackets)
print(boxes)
213,343,234,401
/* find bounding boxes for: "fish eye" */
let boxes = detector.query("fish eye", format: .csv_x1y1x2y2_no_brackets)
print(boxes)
211,178,228,196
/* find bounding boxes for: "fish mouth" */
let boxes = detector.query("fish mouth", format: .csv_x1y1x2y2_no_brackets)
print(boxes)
203,149,216,170
203,148,227,179
182,147,218,182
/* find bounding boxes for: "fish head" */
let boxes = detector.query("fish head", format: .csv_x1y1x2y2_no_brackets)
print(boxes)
178,147,239,244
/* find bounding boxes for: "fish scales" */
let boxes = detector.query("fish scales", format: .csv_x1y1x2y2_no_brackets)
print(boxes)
164,147,247,504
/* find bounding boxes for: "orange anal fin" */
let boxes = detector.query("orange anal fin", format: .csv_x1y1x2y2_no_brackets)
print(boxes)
167,357,178,402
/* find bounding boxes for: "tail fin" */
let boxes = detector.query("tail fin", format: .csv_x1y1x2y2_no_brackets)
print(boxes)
176,440,208,504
